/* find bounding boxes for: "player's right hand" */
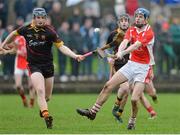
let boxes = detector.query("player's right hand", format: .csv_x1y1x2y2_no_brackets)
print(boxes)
0,46,5,54
0,48,8,55
75,54,85,62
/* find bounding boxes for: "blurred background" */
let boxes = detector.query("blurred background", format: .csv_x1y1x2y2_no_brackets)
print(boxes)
0,0,180,93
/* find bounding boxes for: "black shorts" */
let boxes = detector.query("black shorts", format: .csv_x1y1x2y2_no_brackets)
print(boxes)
114,59,127,72
114,54,129,72
27,63,54,78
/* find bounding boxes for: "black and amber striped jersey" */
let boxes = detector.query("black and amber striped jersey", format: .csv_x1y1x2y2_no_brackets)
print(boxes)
106,28,125,53
16,23,64,65
106,28,129,68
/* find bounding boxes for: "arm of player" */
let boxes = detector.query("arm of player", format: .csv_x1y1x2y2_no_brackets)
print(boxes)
115,39,129,59
0,30,18,49
118,39,129,52
58,45,85,62
117,41,142,59
0,31,18,55
3,42,17,55
100,32,124,50
100,39,121,50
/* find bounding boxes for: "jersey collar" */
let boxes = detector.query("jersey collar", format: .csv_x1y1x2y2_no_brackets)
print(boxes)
134,24,149,34
29,22,45,32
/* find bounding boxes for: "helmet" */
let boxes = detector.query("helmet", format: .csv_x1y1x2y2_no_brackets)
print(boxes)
118,13,130,22
33,8,47,18
134,8,150,19
117,13,130,31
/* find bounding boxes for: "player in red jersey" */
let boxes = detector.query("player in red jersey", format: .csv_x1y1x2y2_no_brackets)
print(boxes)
107,14,157,123
13,36,36,107
97,13,157,123
76,8,155,130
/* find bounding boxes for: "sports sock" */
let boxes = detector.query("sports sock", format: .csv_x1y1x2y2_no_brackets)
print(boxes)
147,106,155,114
41,110,49,118
90,103,101,114
117,108,123,116
129,117,136,124
17,87,26,100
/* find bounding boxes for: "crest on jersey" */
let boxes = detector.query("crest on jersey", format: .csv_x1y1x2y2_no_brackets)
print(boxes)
41,35,46,40
34,34,39,39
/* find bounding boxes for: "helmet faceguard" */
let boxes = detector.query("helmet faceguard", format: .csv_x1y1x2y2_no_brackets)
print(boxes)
33,8,47,18
117,13,130,31
134,8,150,19
134,8,150,28
118,13,130,22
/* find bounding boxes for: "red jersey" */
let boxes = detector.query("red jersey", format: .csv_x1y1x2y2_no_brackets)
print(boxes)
124,24,155,64
14,36,27,69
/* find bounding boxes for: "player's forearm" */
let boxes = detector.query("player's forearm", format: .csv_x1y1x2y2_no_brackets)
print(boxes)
1,31,17,48
6,48,16,54
59,45,77,59
118,39,129,53
122,41,141,55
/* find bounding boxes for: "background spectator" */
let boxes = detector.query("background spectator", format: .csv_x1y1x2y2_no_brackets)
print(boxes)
14,0,36,21
1,25,15,80
170,17,180,72
80,18,95,78
69,22,83,80
57,21,70,82
0,0,8,28
68,7,82,30
49,1,64,30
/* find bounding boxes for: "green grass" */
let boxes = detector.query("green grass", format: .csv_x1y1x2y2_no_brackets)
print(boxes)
0,93,180,134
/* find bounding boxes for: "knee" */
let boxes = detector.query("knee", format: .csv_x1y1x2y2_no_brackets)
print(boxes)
122,88,129,95
120,84,129,93
36,88,44,96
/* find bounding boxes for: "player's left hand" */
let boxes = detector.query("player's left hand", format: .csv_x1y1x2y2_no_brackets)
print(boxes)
108,58,115,65
75,55,85,62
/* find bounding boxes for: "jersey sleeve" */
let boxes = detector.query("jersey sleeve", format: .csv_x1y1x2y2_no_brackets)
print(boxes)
16,25,26,36
51,30,64,48
106,31,115,44
138,29,154,47
106,29,124,47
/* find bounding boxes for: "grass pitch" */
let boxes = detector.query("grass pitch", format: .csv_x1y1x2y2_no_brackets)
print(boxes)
0,93,180,134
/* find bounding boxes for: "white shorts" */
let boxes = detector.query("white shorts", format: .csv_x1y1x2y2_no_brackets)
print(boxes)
118,60,150,84
14,67,28,76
